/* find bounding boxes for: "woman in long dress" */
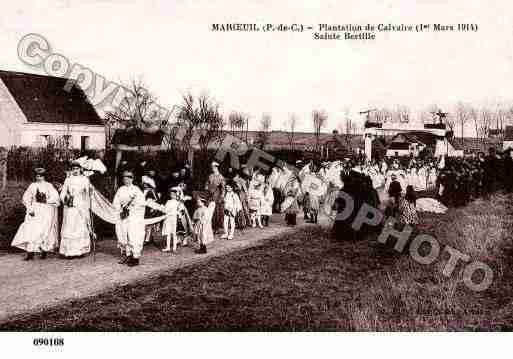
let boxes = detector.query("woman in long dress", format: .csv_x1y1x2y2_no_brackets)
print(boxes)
59,161,93,258
141,175,161,245
12,168,60,260
232,170,250,229
113,170,148,266
205,161,225,234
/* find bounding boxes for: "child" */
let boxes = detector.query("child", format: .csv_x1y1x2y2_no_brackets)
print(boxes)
304,190,320,224
283,191,299,226
261,181,274,227
222,183,241,240
193,196,216,254
303,191,311,222
387,173,403,217
247,180,263,228
161,188,185,253
398,185,419,227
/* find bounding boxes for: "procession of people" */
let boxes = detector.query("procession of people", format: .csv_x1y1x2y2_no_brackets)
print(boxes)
10,157,289,266
10,146,513,264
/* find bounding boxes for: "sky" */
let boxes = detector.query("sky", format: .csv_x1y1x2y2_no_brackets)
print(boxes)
1,0,513,135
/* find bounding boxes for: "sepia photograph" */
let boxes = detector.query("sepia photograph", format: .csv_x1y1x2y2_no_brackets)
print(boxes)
1,0,513,356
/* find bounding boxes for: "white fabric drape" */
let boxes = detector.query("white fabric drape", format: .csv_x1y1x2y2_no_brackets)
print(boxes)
90,186,173,226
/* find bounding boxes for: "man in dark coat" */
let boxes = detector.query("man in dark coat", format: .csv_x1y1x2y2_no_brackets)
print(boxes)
483,147,499,196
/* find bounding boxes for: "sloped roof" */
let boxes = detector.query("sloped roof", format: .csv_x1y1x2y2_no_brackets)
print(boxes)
0,70,103,126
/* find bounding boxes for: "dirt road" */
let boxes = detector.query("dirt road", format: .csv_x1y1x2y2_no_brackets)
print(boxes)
0,214,329,324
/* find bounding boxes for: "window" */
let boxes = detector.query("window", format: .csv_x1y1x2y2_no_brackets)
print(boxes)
81,136,90,151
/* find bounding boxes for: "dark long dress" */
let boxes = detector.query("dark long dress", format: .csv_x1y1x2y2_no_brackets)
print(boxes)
206,172,225,233
233,175,250,229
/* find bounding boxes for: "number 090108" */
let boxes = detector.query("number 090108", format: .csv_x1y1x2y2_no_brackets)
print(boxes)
33,338,64,346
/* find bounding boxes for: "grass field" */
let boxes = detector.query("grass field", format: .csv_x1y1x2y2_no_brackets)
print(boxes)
1,193,512,331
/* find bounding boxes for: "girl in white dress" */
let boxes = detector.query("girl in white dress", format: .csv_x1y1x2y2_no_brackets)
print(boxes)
222,183,242,240
59,161,93,258
12,168,60,260
247,180,264,228
260,182,274,226
193,196,216,254
161,188,186,253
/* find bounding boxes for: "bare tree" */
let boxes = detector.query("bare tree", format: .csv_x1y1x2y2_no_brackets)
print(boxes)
372,108,392,123
455,102,471,143
394,105,411,123
285,113,298,151
196,96,225,153
228,113,236,136
256,113,272,150
338,107,354,150
175,92,224,158
312,109,328,156
109,76,169,131
478,107,493,142
444,113,456,134
494,105,508,141
228,112,248,141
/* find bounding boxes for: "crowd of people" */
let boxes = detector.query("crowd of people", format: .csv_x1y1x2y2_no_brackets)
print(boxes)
11,159,292,265
437,148,513,206
330,147,513,241
10,146,513,264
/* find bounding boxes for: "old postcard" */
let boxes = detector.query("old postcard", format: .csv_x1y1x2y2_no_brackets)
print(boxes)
0,0,512,357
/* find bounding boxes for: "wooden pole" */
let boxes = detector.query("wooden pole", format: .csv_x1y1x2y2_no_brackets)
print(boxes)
114,149,123,191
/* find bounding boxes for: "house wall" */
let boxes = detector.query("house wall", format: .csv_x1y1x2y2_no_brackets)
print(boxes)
0,78,26,147
20,123,106,150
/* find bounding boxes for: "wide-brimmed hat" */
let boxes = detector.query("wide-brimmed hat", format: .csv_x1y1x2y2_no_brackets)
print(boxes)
34,167,46,175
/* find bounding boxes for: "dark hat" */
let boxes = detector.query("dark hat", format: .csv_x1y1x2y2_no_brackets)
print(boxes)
144,165,156,173
34,167,46,175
